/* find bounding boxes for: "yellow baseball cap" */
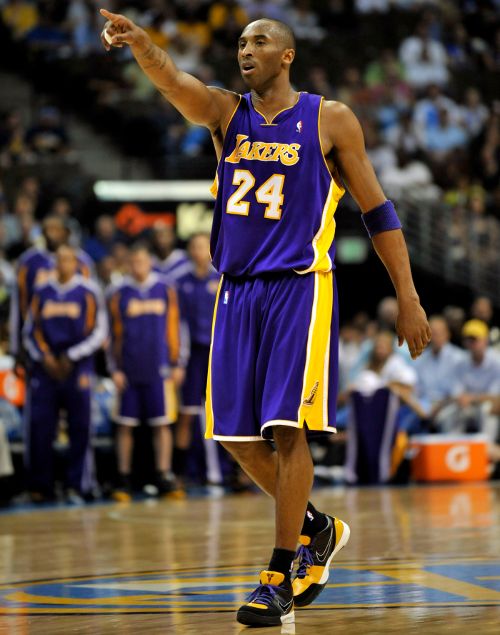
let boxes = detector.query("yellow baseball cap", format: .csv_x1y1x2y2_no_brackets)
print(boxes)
462,319,489,339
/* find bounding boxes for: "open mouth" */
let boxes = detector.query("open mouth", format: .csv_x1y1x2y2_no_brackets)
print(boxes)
241,63,255,74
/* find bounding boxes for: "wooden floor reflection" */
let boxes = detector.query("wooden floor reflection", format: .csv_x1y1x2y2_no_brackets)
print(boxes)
1,482,499,634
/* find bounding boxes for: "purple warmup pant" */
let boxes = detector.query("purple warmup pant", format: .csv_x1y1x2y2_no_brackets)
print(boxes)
205,271,339,441
25,363,94,495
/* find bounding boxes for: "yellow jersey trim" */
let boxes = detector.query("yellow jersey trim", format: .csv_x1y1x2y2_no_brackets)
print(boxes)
204,276,224,439
251,92,303,125
210,95,243,198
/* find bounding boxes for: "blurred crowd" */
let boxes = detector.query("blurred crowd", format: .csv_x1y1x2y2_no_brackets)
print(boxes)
0,1,499,503
1,0,499,287
0,190,498,504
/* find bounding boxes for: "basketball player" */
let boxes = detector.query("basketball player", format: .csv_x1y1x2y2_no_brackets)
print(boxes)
175,233,221,485
100,10,431,627
107,244,185,500
23,245,107,502
10,215,93,363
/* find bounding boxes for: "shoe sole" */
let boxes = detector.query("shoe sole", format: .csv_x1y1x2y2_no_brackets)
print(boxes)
294,519,351,607
237,609,295,626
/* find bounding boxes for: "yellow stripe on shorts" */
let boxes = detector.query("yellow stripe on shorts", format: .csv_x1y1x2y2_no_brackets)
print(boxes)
298,271,333,431
164,378,178,424
205,277,223,439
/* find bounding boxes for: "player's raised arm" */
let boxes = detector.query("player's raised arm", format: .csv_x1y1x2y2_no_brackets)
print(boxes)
99,9,237,131
322,101,431,359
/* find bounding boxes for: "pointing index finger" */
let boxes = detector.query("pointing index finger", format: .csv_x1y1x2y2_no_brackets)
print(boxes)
100,8,118,22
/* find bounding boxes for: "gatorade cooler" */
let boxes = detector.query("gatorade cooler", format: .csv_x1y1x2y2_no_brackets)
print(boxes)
410,435,488,482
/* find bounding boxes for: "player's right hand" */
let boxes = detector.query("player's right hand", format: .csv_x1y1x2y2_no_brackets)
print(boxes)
112,370,128,393
99,8,148,52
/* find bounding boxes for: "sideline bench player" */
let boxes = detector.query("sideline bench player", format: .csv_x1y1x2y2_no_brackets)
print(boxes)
100,10,431,627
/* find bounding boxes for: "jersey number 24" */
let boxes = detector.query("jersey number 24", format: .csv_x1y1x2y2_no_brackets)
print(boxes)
226,169,284,220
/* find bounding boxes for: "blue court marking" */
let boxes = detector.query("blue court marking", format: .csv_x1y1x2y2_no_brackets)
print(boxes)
1,561,500,613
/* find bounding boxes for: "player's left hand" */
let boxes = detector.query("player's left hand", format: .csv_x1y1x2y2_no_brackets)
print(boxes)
171,367,185,388
395,299,431,360
58,354,73,380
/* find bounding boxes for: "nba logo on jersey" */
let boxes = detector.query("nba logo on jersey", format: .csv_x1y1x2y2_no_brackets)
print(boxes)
223,290,230,305
296,120,303,133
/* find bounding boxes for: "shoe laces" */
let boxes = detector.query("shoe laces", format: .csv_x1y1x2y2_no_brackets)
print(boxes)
296,543,314,578
247,584,278,606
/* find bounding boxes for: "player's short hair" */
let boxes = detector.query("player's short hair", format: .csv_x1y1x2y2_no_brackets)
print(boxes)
188,232,210,245
130,241,151,256
42,214,70,233
244,18,296,50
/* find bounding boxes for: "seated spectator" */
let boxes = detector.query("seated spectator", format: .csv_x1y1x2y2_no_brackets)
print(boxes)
1,0,39,40
24,12,70,52
6,209,39,260
380,149,436,199
49,196,82,246
364,122,397,177
414,315,466,418
422,108,468,161
0,185,21,248
241,0,289,22
287,0,325,43
0,109,31,166
443,305,466,347
25,106,70,157
385,111,421,154
83,215,118,263
365,49,406,88
96,254,123,290
349,331,418,400
435,320,500,444
303,66,336,101
208,0,248,47
459,88,489,138
338,322,365,393
66,0,103,57
466,192,500,265
399,22,450,88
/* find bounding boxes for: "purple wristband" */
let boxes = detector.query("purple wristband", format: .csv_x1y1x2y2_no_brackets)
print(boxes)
361,200,402,239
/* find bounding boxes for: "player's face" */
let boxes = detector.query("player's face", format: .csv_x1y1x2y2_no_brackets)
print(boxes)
188,235,211,267
153,226,175,252
44,220,67,250
130,250,151,282
430,319,449,349
56,247,78,280
237,24,291,89
372,333,394,363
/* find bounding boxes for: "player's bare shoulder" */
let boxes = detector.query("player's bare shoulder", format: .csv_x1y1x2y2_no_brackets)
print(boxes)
207,87,241,155
320,100,364,154
207,87,240,132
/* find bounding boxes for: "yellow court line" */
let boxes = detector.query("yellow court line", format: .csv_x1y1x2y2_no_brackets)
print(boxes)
2,601,500,615
372,568,500,602
476,576,500,580
4,592,234,606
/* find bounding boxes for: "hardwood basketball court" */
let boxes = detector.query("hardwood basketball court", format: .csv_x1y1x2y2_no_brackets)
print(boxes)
1,483,499,634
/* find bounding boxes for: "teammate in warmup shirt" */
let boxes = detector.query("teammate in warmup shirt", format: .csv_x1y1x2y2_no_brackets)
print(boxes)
23,245,107,503
101,10,431,627
10,215,93,363
107,244,185,500
175,233,221,485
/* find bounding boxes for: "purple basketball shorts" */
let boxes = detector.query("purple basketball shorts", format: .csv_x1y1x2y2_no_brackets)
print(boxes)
205,270,339,441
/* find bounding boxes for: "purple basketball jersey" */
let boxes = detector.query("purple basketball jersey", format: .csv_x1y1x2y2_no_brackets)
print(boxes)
210,92,344,276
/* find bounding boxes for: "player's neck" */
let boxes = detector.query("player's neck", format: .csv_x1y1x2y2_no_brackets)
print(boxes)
194,263,210,278
250,82,298,119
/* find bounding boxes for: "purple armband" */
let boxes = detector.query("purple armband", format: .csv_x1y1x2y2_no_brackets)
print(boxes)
361,200,402,239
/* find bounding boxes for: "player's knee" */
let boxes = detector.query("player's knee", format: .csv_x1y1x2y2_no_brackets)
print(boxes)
220,440,254,464
273,425,306,455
